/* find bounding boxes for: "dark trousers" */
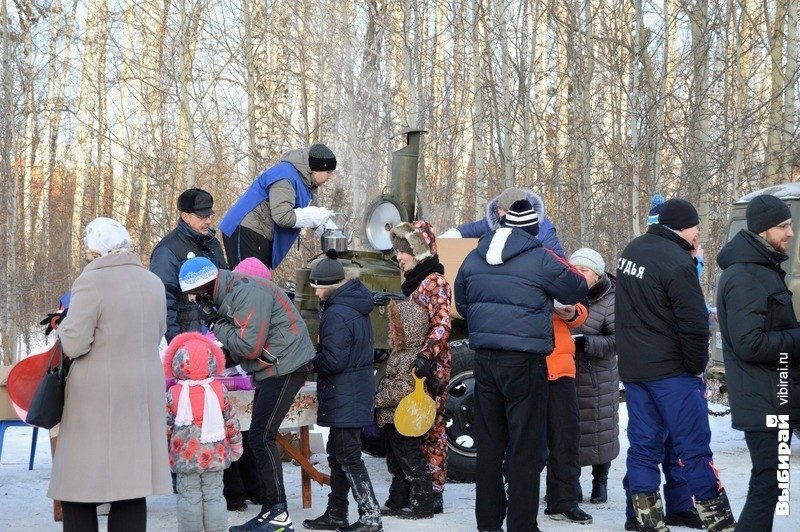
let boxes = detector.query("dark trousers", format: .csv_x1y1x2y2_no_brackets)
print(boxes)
223,225,272,269
62,498,146,532
474,350,548,532
248,370,309,507
223,431,264,505
737,430,794,532
384,423,433,513
546,376,581,512
327,427,381,524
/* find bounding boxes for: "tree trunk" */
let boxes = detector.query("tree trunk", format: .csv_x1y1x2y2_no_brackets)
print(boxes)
764,0,787,185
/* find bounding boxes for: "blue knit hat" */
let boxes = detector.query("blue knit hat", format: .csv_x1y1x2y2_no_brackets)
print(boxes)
179,256,218,292
647,194,665,226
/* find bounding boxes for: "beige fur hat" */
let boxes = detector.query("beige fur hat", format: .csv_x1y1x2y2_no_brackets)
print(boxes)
390,222,433,261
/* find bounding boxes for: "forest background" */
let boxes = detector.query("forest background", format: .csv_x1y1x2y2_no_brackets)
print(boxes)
1,0,798,363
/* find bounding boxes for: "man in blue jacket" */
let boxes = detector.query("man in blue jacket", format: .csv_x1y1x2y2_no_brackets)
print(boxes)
455,199,587,532
616,198,735,532
439,187,565,257
220,144,337,269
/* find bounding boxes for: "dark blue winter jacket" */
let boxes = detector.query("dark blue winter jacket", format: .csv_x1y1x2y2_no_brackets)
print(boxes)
455,190,566,257
312,279,376,428
150,219,228,341
454,228,587,355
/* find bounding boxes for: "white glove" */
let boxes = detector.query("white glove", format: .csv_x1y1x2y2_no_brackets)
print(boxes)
314,219,339,237
293,206,334,229
439,227,462,238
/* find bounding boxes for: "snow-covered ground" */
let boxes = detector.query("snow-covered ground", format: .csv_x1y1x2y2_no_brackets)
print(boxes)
1,402,798,531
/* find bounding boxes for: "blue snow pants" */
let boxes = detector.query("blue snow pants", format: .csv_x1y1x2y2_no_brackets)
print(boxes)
623,435,695,518
624,373,721,504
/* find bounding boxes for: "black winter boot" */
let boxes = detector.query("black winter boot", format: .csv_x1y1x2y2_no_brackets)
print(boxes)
302,508,348,530
431,491,443,514
590,479,607,503
590,462,609,503
630,492,669,532
664,509,703,529
397,476,434,519
695,489,736,532
335,521,383,532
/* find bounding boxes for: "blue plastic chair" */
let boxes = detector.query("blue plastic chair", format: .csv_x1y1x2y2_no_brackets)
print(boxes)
0,420,38,470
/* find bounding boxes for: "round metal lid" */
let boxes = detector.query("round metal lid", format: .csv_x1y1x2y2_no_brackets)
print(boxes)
363,194,409,251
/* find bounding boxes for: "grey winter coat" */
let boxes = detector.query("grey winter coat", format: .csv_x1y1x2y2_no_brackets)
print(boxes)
375,301,430,427
49,251,171,502
573,273,620,467
212,269,315,380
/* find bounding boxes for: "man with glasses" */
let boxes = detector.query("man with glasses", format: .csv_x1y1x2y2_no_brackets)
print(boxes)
219,143,337,270
150,187,228,343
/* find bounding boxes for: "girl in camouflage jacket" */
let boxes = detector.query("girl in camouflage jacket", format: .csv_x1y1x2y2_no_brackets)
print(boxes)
165,332,243,532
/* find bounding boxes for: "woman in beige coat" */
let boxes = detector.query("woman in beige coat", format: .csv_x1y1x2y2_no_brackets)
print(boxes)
49,217,172,531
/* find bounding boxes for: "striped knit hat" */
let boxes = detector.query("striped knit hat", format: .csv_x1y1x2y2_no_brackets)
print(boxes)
503,199,539,236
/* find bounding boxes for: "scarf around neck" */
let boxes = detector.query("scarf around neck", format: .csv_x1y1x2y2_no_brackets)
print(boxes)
175,377,226,444
401,254,445,296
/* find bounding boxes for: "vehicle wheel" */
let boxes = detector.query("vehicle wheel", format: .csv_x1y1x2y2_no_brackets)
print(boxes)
445,340,476,482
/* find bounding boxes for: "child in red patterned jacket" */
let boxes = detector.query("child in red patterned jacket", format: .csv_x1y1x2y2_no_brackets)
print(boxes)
165,332,243,532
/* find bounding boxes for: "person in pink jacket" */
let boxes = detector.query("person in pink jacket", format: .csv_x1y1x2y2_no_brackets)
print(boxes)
165,332,243,532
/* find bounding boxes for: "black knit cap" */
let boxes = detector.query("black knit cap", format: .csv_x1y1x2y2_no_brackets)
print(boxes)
309,249,345,287
308,143,337,172
503,199,539,237
747,194,791,234
177,188,214,216
658,198,699,230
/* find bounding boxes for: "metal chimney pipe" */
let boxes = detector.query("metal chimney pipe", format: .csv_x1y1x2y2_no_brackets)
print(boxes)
390,128,427,222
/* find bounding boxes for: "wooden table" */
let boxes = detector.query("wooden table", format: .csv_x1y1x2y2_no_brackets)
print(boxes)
229,382,330,508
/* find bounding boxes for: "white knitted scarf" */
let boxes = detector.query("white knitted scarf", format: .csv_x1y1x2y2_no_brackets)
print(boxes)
174,378,225,444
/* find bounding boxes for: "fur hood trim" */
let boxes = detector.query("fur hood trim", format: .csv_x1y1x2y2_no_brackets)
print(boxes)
487,189,547,230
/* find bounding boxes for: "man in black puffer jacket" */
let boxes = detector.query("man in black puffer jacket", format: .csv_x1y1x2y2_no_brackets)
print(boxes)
616,198,735,532
455,199,587,532
717,194,800,532
150,188,228,342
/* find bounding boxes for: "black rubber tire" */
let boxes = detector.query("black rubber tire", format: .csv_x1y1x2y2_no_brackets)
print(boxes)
445,340,477,482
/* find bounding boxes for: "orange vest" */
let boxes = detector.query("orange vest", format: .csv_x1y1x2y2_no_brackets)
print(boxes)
545,303,588,380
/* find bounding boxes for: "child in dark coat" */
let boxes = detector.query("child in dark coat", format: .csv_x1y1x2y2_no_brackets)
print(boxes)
302,249,383,532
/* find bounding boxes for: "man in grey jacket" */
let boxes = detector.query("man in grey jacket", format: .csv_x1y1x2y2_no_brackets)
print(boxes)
178,257,315,532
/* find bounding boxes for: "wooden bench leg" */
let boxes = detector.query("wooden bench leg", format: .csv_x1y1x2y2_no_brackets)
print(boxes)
300,426,312,509
276,429,330,509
